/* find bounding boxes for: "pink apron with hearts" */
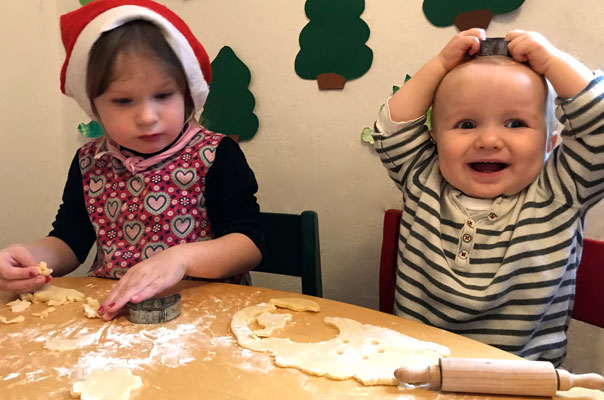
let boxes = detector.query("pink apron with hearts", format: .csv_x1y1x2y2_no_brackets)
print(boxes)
78,126,250,285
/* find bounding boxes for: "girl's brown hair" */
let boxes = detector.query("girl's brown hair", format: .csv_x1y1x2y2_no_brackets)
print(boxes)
86,19,194,119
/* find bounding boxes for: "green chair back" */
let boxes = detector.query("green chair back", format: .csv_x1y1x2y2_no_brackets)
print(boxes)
254,211,322,297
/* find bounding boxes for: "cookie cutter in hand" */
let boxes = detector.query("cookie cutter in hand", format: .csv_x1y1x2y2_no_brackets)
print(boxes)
477,38,511,57
126,293,181,324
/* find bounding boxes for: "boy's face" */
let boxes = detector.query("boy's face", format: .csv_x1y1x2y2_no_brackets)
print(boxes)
93,51,186,154
431,59,554,199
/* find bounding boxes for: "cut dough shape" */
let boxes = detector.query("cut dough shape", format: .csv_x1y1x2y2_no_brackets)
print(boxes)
21,284,84,306
231,302,450,386
32,307,56,319
70,368,143,400
252,312,293,337
82,297,101,319
0,315,25,324
7,299,31,313
269,297,320,312
36,261,53,276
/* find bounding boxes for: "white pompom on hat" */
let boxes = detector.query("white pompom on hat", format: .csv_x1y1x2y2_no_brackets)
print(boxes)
60,0,211,118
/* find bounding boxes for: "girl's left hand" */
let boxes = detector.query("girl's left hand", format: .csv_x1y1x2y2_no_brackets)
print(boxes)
98,248,187,321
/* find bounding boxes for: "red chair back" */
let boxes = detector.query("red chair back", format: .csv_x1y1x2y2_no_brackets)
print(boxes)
573,238,604,328
379,209,402,314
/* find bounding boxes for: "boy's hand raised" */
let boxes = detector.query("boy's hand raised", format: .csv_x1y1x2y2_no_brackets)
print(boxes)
506,29,593,98
505,30,561,76
438,28,486,72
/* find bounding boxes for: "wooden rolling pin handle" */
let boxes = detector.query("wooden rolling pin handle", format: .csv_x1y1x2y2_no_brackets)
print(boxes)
557,369,604,391
394,363,441,388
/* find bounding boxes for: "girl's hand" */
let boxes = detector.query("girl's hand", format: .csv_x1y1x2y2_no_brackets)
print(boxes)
0,245,50,293
505,30,562,76
98,248,188,321
438,28,486,72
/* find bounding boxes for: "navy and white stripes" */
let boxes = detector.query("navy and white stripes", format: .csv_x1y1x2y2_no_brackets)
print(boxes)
373,71,604,365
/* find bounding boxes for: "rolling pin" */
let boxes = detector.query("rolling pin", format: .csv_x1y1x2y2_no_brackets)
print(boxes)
394,358,604,397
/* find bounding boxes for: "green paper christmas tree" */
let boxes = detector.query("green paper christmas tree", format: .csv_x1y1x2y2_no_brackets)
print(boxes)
423,0,524,31
200,46,258,142
295,0,373,90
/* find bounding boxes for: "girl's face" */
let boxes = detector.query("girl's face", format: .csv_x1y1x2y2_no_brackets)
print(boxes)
93,51,186,154
430,60,555,199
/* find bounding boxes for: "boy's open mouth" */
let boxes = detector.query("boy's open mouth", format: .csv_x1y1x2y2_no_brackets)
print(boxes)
469,162,508,172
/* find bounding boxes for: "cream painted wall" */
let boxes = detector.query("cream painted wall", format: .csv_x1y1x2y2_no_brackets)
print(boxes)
1,0,603,372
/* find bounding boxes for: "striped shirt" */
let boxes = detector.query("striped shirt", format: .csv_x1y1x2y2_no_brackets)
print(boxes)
373,72,604,365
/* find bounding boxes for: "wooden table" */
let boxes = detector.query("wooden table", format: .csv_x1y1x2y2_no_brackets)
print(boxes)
0,277,597,400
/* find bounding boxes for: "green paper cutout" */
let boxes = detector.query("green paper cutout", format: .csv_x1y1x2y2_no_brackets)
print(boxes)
360,127,374,144
78,120,105,138
422,0,524,28
295,0,373,90
200,46,258,142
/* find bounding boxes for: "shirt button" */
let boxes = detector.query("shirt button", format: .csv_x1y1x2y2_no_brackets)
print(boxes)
467,219,474,227
488,213,497,220
459,250,468,259
463,234,472,243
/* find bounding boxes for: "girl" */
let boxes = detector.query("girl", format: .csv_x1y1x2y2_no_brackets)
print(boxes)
0,0,263,321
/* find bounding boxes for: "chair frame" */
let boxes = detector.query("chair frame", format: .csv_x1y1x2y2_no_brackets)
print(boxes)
254,211,323,297
573,237,604,328
379,209,402,314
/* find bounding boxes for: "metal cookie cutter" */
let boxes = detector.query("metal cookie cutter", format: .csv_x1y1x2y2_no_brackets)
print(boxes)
126,293,181,324
477,38,511,57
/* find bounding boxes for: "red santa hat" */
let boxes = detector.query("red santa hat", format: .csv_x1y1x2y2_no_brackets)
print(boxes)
60,0,211,118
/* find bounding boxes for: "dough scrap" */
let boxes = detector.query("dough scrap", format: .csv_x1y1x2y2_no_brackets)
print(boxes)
70,368,143,400
7,299,31,313
269,297,320,312
231,302,450,386
21,284,85,306
82,297,101,319
36,261,53,276
32,307,56,319
252,312,293,337
0,315,25,324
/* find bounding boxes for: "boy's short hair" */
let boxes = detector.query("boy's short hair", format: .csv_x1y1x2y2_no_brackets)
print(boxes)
86,19,194,119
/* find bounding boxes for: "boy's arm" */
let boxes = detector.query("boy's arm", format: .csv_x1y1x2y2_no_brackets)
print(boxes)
388,29,485,122
507,30,604,206
506,30,593,98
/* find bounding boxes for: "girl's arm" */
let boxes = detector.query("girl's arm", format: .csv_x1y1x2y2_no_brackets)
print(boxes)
388,28,485,122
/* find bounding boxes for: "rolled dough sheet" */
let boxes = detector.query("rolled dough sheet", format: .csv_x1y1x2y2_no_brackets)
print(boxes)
231,301,450,385
70,368,143,400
